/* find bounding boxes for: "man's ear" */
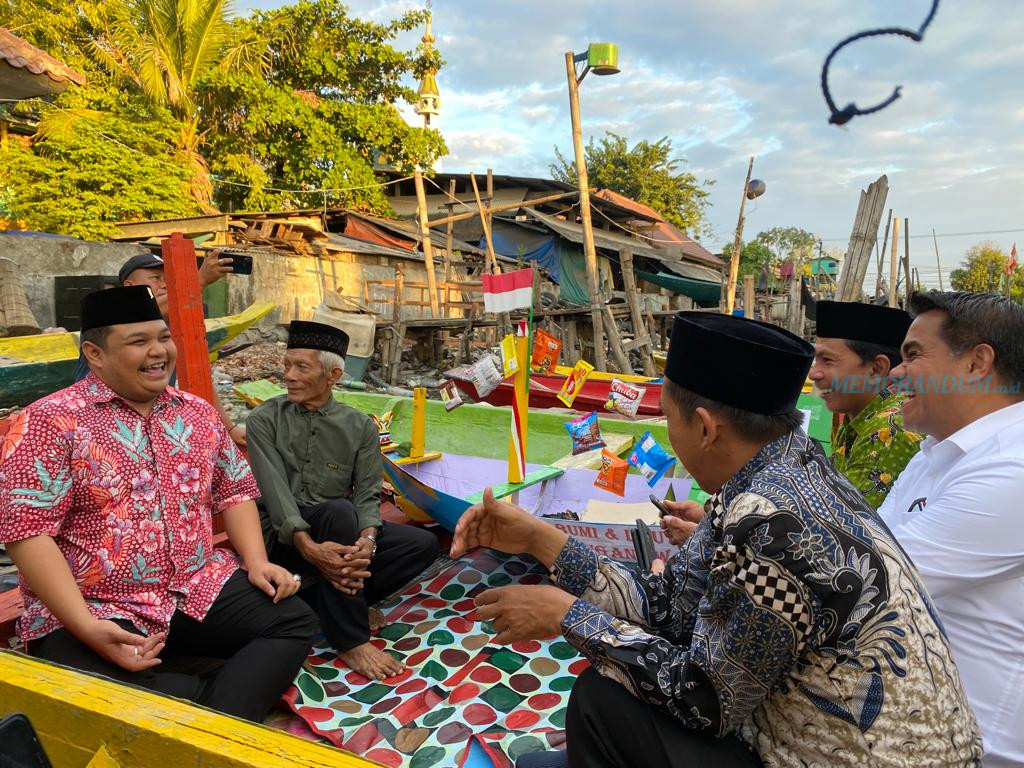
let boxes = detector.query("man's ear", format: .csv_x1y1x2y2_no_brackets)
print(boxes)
870,354,892,378
694,406,720,449
967,343,997,379
82,340,104,368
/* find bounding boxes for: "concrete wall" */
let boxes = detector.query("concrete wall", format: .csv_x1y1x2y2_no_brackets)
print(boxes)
0,235,144,328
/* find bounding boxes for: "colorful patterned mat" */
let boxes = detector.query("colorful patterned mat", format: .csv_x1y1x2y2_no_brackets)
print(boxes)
284,549,587,767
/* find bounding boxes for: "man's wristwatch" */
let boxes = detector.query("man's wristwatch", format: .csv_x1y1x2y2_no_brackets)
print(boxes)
359,533,378,557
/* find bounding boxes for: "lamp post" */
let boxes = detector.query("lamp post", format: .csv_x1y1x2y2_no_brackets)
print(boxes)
565,43,619,371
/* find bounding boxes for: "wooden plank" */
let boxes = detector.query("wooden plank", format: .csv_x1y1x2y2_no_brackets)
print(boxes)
889,216,900,308
465,466,565,503
393,450,442,466
603,305,632,374
618,250,657,376
0,651,375,768
162,233,215,404
426,191,575,228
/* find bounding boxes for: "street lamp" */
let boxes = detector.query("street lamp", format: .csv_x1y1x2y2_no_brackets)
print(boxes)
565,43,620,371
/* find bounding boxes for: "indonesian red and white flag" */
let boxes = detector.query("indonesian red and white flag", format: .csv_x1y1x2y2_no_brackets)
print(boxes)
481,267,533,313
1007,243,1019,275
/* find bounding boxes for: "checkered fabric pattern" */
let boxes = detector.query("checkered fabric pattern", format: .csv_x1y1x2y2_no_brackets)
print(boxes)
729,545,812,636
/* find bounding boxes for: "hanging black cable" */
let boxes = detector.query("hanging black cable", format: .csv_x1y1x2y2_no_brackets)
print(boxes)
821,0,941,125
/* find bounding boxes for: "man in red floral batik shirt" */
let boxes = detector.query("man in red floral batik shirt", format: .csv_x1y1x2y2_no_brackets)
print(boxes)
0,285,316,722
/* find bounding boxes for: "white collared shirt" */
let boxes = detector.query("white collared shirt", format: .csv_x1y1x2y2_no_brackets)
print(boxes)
879,400,1024,768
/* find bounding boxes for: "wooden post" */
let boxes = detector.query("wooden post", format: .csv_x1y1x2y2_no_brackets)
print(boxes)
875,209,893,300
410,387,426,459
743,274,756,319
725,156,755,315
903,218,912,307
835,175,889,302
445,179,456,284
565,51,606,370
933,228,944,290
413,171,440,318
565,321,579,365
603,305,632,373
888,216,900,308
389,268,405,386
470,173,499,275
162,233,214,404
619,249,657,375
788,248,804,335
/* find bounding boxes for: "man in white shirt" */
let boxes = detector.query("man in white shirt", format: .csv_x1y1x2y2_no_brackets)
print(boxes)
879,290,1024,768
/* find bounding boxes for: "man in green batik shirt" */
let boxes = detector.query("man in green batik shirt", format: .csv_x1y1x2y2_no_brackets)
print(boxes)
246,321,438,682
808,301,922,508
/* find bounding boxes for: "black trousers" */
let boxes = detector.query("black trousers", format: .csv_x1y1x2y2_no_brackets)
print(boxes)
566,668,764,768
31,569,317,722
270,498,439,651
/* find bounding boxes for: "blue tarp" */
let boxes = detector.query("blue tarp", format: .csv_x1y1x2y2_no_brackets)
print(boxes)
480,220,562,280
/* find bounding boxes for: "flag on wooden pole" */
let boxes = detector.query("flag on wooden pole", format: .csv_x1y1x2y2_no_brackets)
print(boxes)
482,267,533,313
508,335,529,483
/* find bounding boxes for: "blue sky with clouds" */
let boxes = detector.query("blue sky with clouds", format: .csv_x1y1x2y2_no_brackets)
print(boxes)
241,0,1024,287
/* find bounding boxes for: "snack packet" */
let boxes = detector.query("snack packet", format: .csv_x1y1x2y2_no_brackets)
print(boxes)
470,355,503,397
564,411,606,455
605,378,646,418
500,334,519,378
594,449,629,497
531,328,562,375
629,431,677,487
439,380,465,412
372,411,393,448
557,359,595,407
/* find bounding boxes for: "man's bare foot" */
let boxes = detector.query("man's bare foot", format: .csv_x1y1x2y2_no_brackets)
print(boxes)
368,607,387,633
339,643,406,681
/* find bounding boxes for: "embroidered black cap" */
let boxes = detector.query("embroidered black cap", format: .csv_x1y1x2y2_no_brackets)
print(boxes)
664,312,813,415
287,320,350,359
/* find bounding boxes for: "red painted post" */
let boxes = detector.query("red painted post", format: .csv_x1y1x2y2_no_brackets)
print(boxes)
161,232,215,404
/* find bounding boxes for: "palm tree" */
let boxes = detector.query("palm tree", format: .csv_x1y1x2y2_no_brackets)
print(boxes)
88,0,266,209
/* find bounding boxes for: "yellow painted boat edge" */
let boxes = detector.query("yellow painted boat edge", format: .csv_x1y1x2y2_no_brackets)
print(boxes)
0,650,379,768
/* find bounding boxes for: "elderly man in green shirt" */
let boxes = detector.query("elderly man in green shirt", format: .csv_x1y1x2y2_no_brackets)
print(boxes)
808,301,922,508
246,321,439,680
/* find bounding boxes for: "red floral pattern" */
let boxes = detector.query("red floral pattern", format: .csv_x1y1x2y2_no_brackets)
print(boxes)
0,374,260,643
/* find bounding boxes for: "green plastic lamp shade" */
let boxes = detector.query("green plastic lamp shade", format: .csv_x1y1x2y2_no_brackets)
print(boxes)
587,43,620,75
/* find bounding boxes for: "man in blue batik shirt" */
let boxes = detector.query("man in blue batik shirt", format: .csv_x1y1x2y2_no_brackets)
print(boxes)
453,312,981,768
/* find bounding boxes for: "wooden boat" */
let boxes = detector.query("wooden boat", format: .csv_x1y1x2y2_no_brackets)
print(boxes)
0,303,275,408
446,363,664,416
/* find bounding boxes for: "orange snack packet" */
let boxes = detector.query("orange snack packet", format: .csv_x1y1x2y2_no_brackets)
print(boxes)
531,328,563,375
594,448,629,497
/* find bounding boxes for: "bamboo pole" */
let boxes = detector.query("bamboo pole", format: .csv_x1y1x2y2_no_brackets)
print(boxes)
725,156,755,315
565,50,606,370
875,209,893,300
603,305,632,373
933,228,944,291
888,217,900,308
902,218,912,307
470,173,499,275
413,171,440,317
427,191,575,228
445,178,456,283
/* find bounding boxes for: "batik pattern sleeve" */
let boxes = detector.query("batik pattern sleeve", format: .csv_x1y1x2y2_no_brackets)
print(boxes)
351,417,382,531
0,408,74,543
209,420,260,511
555,503,818,737
244,407,309,545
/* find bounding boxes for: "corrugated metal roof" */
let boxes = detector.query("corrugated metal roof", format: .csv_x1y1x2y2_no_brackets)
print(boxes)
324,232,417,260
516,208,665,260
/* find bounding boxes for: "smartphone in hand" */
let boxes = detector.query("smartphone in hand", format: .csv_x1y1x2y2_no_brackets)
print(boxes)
649,494,672,518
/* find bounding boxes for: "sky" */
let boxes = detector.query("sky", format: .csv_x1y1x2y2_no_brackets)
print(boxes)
241,0,1024,289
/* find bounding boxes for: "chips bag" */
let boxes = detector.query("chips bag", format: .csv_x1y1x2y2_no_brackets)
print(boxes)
372,411,393,447
564,411,606,455
500,334,519,378
531,328,563,375
557,359,595,407
629,431,676,487
605,378,646,418
594,449,629,497
439,380,465,412
470,355,503,397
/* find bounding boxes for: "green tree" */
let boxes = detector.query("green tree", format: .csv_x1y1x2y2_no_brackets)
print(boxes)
950,242,1024,296
754,227,818,265
198,0,446,213
730,240,775,279
550,132,712,237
